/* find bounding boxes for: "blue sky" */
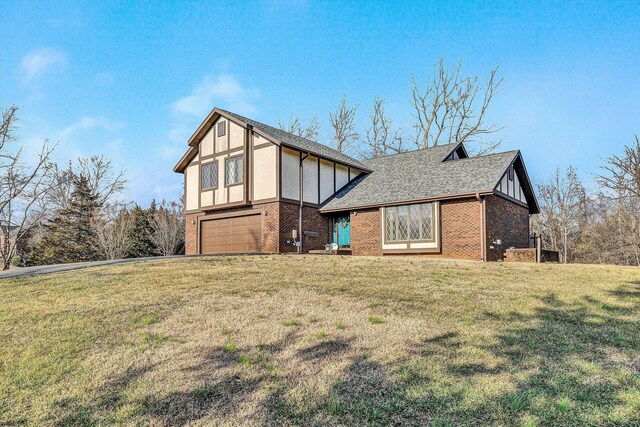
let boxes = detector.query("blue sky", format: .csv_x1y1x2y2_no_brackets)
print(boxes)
1,0,639,204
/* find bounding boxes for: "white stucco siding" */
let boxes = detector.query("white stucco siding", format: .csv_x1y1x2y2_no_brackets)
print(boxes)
281,147,300,200
185,164,199,211
229,184,244,202
319,159,334,203
215,157,227,204
253,144,277,200
496,167,528,206
229,121,245,150
303,156,319,203
215,118,228,153
335,164,349,190
200,127,214,157
349,168,363,181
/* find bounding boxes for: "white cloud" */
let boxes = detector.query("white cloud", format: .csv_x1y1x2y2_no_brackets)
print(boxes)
171,73,259,119
166,72,260,154
21,48,67,81
59,117,123,140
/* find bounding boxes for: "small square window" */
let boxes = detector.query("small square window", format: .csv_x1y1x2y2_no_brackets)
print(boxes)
217,121,226,137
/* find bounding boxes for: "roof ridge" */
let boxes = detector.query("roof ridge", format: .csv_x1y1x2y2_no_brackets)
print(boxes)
362,143,459,163
451,149,519,162
217,108,367,168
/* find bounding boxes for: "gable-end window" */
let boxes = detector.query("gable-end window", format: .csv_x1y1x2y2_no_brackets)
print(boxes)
225,155,243,185
201,162,218,190
385,203,434,242
218,121,226,137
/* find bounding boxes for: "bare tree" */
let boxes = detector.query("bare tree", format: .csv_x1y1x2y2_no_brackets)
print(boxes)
409,58,503,155
536,167,586,263
150,200,184,256
277,115,320,141
329,94,359,153
49,155,126,209
92,204,133,260
0,105,57,270
358,97,404,159
597,135,640,198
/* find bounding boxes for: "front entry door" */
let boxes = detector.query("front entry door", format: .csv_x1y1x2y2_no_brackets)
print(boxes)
332,216,350,247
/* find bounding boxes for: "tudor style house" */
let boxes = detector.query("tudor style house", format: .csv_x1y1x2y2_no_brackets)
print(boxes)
174,108,539,261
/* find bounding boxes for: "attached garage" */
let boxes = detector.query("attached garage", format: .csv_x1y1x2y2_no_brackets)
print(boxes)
199,213,262,254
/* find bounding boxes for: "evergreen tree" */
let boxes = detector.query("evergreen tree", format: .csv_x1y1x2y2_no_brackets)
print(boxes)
28,175,101,265
126,202,160,258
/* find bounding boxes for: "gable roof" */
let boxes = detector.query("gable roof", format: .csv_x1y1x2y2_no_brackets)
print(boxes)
320,144,539,214
174,108,369,172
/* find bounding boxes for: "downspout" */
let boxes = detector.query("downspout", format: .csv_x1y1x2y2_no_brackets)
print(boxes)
298,152,309,254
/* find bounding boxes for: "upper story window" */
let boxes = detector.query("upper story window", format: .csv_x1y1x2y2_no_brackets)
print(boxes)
217,121,226,137
225,155,243,186
201,162,218,190
385,202,434,242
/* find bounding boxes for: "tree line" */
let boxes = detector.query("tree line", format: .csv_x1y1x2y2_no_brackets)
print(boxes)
533,136,640,266
0,105,184,270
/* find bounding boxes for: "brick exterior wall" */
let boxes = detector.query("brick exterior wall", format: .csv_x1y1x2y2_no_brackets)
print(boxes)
184,195,530,261
185,213,199,255
484,194,530,261
278,202,330,253
505,248,537,263
184,201,329,255
350,208,382,256
349,198,483,261
438,198,483,260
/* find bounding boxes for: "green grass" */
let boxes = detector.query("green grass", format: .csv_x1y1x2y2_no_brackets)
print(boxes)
1,255,639,426
368,315,384,324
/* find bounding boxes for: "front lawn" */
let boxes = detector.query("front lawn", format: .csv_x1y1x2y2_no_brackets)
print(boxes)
1,256,638,426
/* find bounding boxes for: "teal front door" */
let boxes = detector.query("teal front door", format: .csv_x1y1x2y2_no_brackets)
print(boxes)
332,216,351,247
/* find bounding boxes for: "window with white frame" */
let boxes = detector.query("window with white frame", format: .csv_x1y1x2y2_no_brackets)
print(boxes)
217,121,226,137
225,155,243,185
385,203,434,242
201,162,217,190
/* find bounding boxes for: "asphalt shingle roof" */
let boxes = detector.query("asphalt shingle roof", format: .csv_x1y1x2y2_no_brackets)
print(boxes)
320,144,519,211
218,109,369,170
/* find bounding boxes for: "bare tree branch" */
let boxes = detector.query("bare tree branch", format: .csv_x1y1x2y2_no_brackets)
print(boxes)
91,204,134,260
409,58,503,155
49,155,127,209
357,97,403,159
0,105,58,270
277,115,320,141
596,135,640,199
149,200,184,256
329,94,359,153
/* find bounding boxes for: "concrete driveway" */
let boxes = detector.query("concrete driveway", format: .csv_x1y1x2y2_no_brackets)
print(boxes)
0,255,184,279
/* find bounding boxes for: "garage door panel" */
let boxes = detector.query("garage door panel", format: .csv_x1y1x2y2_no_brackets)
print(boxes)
200,214,262,254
